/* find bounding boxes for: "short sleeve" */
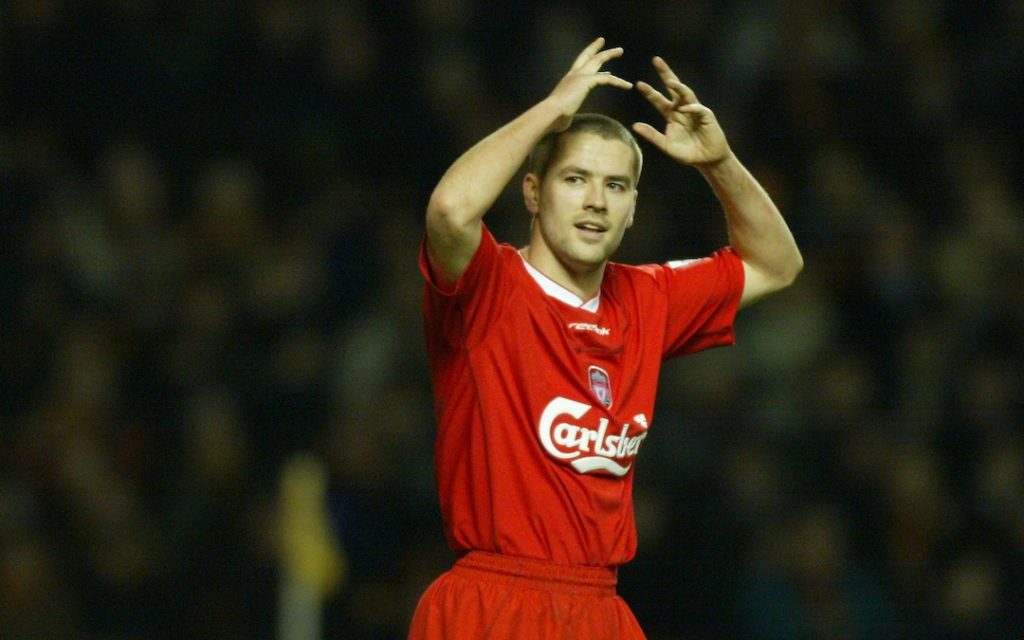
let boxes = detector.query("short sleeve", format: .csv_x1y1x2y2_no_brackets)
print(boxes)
419,224,511,348
656,247,745,358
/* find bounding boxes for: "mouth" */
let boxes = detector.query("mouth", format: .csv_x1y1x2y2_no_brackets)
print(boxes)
574,220,608,238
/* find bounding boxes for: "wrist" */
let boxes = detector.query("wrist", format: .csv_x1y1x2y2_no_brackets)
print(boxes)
697,150,739,179
536,97,575,133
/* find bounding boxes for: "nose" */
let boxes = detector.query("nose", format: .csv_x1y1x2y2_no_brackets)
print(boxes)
584,183,607,213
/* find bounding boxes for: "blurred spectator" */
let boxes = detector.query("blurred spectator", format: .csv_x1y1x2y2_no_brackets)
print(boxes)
2,2,1022,639
737,504,896,639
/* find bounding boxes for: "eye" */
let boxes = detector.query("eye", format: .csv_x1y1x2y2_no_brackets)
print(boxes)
607,182,626,192
565,175,584,185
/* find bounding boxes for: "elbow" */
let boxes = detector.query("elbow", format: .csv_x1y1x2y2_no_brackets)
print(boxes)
764,250,804,294
784,250,804,286
737,244,803,308
426,187,475,232
427,187,458,224
776,250,804,289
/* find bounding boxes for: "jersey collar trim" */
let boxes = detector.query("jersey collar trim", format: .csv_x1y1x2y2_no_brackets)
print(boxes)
518,250,600,312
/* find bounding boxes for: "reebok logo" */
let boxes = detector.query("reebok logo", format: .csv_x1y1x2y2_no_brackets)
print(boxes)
568,322,610,336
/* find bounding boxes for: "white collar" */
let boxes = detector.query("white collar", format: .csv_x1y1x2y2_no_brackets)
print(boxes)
518,250,600,313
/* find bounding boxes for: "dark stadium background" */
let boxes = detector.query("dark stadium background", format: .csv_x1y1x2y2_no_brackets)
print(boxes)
2,2,1022,638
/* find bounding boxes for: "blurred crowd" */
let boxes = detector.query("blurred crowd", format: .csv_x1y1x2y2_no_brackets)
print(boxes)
2,1,1022,639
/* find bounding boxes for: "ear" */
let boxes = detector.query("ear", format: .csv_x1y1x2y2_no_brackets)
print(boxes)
625,190,637,228
523,173,540,215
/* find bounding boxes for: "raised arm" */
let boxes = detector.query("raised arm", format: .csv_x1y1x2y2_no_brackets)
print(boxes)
633,57,803,307
425,37,633,288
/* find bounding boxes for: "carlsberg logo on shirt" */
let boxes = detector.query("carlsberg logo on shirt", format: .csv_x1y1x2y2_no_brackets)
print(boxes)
537,397,649,477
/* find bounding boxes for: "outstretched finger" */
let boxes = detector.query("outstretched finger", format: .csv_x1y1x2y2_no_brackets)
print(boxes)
665,79,699,106
581,46,625,73
571,37,606,70
631,122,668,152
652,56,680,83
595,72,634,91
651,56,697,104
635,80,674,114
673,103,710,117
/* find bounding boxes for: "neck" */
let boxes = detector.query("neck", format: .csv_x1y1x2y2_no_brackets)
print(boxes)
521,244,606,301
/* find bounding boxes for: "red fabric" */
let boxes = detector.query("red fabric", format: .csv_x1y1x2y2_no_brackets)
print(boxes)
419,225,743,567
408,551,647,640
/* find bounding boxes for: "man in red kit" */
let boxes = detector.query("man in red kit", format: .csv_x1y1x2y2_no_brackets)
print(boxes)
411,37,803,639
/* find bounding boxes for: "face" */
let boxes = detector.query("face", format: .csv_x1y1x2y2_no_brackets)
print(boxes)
523,132,638,279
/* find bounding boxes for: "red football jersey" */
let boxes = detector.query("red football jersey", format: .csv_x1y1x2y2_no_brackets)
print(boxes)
420,225,744,567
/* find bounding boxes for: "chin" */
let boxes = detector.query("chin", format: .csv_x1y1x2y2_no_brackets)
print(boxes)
563,249,609,273
576,241,617,264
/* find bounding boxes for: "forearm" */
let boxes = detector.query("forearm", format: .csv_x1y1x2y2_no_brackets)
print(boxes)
428,98,562,229
700,154,803,283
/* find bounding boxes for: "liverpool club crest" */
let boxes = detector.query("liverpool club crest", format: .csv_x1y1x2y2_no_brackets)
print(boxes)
588,365,613,408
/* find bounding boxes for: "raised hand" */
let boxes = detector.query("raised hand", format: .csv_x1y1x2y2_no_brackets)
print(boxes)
633,57,731,166
546,37,634,132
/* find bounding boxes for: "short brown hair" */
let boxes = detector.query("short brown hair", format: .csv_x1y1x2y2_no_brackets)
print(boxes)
526,113,643,185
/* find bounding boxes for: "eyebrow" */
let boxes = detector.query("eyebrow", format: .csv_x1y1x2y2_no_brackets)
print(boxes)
560,166,634,187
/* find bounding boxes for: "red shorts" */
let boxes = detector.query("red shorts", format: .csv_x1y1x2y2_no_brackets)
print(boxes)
408,551,647,640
